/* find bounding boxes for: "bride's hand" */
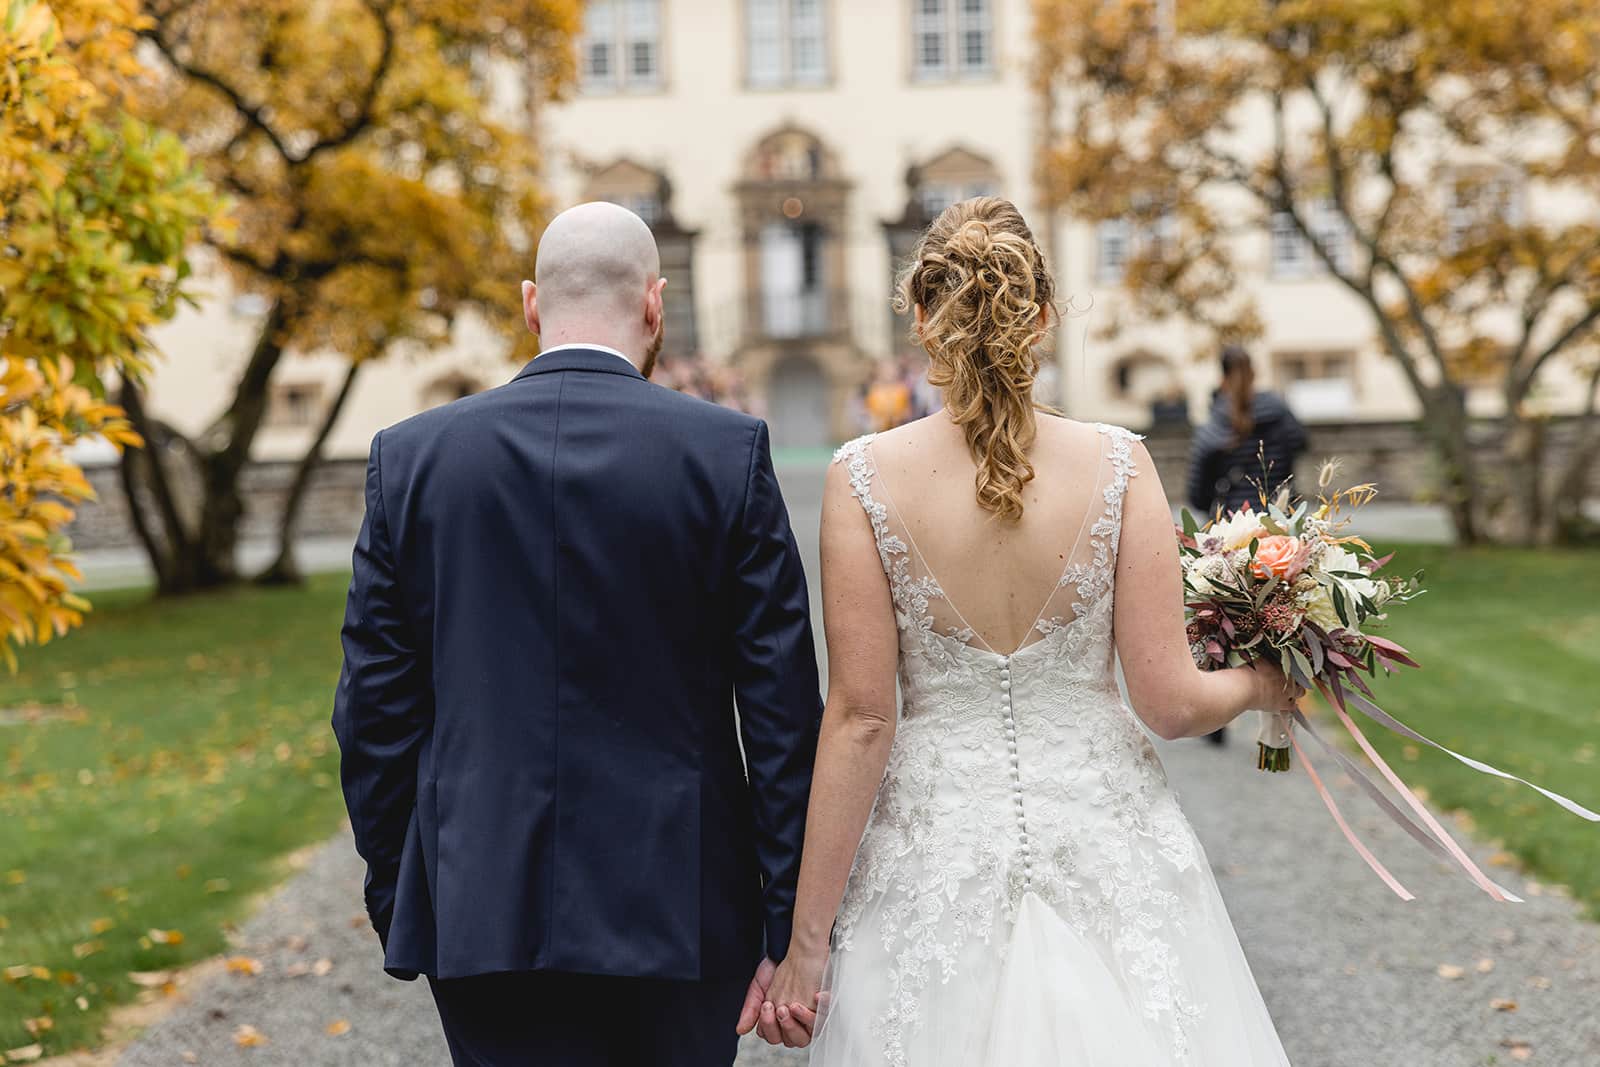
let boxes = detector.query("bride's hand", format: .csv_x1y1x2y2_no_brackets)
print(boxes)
758,948,826,1048
1246,657,1304,712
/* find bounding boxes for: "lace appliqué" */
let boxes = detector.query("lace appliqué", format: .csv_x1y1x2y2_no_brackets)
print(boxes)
829,425,1206,1066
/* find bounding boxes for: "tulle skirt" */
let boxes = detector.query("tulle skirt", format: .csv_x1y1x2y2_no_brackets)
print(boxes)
809,856,1289,1066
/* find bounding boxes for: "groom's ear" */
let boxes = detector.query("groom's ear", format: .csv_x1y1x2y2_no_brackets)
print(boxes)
522,280,540,337
645,276,667,329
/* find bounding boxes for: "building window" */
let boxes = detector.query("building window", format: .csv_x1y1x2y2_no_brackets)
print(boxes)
421,374,484,410
1096,219,1132,283
1276,349,1357,418
916,179,998,219
747,0,829,88
1096,213,1175,283
1446,171,1525,252
1271,199,1353,279
581,0,662,93
913,0,993,82
267,382,324,428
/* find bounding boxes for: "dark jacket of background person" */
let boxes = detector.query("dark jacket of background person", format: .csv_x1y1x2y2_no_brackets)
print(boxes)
333,346,823,984
1186,390,1308,516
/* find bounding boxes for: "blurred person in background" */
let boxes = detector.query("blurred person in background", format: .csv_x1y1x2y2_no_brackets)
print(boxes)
864,358,912,431
1185,344,1307,746
1187,345,1306,516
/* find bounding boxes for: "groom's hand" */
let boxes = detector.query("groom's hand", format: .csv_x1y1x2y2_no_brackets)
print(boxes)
735,958,777,1036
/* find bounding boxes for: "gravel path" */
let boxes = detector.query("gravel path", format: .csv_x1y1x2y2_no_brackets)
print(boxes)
112,462,1600,1065
112,730,1600,1067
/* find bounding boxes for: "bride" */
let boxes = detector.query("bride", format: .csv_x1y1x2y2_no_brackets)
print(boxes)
752,197,1299,1064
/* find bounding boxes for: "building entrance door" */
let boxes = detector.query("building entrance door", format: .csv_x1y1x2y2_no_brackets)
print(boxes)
768,353,830,450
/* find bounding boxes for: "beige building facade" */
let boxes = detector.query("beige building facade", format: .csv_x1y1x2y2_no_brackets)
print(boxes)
134,0,1588,462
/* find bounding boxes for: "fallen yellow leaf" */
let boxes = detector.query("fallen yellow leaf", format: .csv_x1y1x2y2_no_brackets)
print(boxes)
21,1018,51,1036
72,940,104,960
1436,964,1465,980
1491,998,1519,1012
1476,958,1495,974
148,929,184,946
1501,1037,1533,1061
226,957,263,976
129,970,174,988
90,918,116,935
311,958,333,977
325,1019,351,1037
233,1025,268,1048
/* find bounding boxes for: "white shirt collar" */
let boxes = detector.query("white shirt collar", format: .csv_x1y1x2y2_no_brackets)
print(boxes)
538,342,637,368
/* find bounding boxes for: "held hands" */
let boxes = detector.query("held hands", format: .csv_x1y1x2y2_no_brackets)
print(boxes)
735,951,825,1048
1246,658,1304,712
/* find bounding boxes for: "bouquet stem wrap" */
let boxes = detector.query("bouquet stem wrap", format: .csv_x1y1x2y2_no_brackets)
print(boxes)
1255,710,1293,773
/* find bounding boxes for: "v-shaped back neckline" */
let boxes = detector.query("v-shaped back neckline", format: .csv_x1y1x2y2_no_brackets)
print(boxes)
864,435,1109,659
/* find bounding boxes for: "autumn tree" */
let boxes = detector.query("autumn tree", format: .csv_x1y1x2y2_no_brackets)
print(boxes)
1037,0,1600,544
1,0,220,666
121,0,579,592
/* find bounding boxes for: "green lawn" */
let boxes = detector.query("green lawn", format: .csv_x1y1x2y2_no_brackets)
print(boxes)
0,575,351,1056
1361,545,1600,918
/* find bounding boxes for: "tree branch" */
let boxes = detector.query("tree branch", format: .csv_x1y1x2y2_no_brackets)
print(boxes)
298,0,395,164
138,25,294,164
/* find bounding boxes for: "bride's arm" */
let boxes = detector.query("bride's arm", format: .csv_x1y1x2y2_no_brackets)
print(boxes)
756,459,900,1047
1114,439,1298,740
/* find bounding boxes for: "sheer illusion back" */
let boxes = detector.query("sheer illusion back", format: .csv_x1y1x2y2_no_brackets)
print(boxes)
853,417,1123,659
812,420,1288,1067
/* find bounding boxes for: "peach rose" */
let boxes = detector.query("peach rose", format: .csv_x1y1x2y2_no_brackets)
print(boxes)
1251,535,1307,580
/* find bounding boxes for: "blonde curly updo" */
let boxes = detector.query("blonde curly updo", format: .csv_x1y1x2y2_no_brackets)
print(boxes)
895,196,1056,522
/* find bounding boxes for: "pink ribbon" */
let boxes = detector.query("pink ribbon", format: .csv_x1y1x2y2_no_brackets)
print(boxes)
1288,726,1414,901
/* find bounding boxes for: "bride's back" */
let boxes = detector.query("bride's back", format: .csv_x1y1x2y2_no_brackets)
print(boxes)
865,414,1111,656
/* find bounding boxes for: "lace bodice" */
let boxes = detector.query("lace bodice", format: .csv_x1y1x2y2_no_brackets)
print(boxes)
829,423,1209,1065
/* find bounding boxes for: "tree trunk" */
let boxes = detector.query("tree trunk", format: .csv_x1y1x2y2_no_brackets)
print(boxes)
115,299,297,594
1549,363,1600,544
1501,413,1548,546
1418,383,1483,545
117,381,206,594
256,359,363,586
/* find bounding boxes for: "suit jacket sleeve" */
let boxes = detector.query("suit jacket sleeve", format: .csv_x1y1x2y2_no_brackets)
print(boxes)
332,432,431,947
731,420,823,963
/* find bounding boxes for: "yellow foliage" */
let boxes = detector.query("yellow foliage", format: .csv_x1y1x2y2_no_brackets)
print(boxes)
132,0,582,364
1037,0,1600,374
1,0,221,664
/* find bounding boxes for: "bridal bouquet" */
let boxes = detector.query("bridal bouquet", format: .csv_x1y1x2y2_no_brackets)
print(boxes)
1178,466,1421,773
1177,463,1598,902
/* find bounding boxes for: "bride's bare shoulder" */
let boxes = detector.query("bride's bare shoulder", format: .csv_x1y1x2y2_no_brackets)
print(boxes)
1033,411,1128,453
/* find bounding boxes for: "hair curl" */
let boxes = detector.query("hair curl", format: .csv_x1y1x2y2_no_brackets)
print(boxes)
894,196,1057,522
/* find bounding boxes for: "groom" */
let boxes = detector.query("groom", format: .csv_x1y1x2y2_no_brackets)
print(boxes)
333,202,823,1065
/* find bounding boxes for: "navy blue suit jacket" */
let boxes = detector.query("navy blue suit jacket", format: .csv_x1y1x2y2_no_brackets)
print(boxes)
333,346,822,982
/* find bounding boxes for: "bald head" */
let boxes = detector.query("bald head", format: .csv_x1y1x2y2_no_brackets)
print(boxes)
523,202,667,372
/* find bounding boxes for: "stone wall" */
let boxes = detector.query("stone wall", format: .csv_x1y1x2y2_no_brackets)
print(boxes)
1146,416,1600,510
75,459,370,553
66,417,1600,552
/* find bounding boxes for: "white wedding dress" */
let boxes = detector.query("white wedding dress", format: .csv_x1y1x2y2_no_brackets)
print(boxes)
810,424,1289,1067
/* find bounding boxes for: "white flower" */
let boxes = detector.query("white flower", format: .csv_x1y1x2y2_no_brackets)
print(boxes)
1187,553,1236,595
1304,586,1342,631
1207,509,1266,553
